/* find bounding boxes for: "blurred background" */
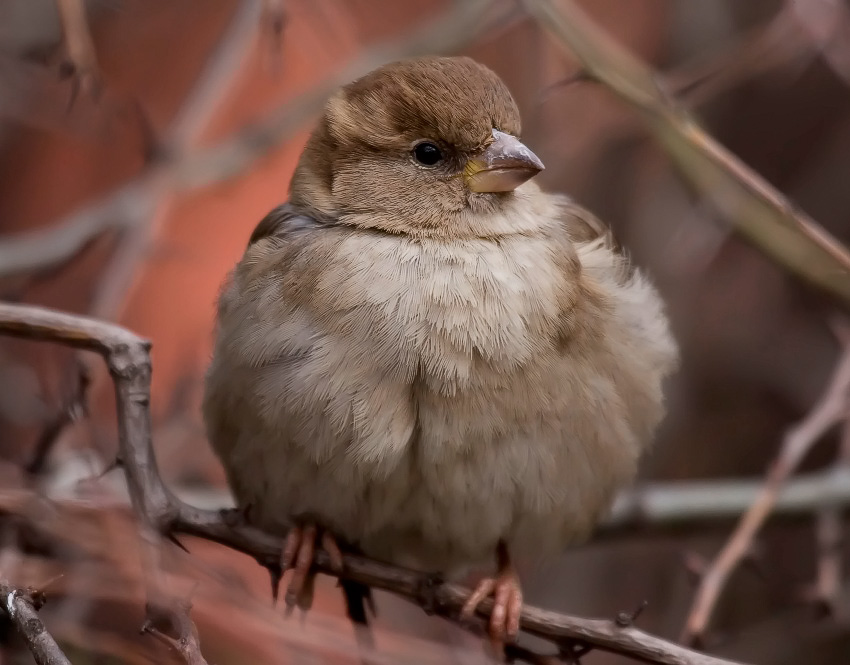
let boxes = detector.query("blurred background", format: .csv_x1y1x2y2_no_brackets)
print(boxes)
0,0,849,663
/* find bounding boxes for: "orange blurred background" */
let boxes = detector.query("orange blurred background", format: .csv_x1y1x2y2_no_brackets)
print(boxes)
1,1,849,663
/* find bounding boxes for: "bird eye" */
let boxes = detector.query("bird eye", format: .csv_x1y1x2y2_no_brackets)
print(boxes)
412,142,443,166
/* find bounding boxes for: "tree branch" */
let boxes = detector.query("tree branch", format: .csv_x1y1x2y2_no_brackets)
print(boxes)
602,467,850,536
681,344,850,645
0,0,510,283
0,301,747,665
55,0,101,99
524,0,850,309
142,598,209,665
0,580,72,665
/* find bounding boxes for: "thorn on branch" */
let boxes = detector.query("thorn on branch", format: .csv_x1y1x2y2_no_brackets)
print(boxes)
167,533,190,554
615,599,648,627
559,641,592,664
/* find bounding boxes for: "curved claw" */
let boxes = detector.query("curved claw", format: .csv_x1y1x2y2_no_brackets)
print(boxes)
460,542,523,656
278,523,346,611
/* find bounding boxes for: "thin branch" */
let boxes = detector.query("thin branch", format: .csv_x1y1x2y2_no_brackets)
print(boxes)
663,1,809,106
0,0,263,290
801,396,850,616
0,580,72,665
0,0,508,282
0,301,748,665
26,360,90,476
601,466,850,536
55,0,101,99
524,0,850,309
791,0,850,87
141,598,209,665
680,345,850,645
169,0,513,190
171,465,850,538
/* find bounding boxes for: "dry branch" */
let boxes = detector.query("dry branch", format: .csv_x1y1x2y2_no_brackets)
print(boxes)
0,0,508,283
142,598,209,665
602,466,850,536
173,465,850,538
664,1,811,106
26,360,90,475
0,0,262,296
0,580,72,665
55,0,100,99
0,301,747,665
524,0,850,309
680,345,850,644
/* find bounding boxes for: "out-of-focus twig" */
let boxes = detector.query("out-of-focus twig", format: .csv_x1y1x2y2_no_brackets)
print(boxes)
170,465,850,538
664,1,808,106
680,345,850,645
802,407,850,617
0,302,746,665
88,0,265,319
524,0,850,309
792,0,850,87
0,579,72,665
260,0,287,69
55,0,101,100
602,466,850,536
26,360,90,476
142,598,209,665
0,0,263,305
0,0,510,285
167,0,516,190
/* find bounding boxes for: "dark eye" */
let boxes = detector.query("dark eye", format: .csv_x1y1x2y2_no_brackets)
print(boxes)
412,142,443,166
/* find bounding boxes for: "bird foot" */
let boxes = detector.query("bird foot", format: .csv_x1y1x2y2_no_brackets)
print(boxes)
279,522,344,610
460,542,523,653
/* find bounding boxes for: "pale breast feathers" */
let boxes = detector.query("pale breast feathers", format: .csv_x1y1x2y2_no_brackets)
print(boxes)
203,195,677,568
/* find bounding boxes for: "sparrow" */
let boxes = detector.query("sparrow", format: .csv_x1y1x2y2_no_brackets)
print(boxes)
203,55,678,648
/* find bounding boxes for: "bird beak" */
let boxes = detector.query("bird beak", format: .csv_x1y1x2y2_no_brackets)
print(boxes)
464,129,545,193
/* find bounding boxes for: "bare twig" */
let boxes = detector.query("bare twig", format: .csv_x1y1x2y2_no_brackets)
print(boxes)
88,0,265,319
0,0,263,294
524,0,850,309
55,0,101,100
0,579,72,665
791,0,850,87
171,465,850,538
0,301,747,665
0,0,508,283
664,1,808,106
803,409,850,616
142,598,209,665
680,346,850,645
260,0,287,69
601,466,850,536
26,360,90,476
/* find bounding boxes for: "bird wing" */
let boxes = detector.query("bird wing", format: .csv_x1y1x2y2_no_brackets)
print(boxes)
248,202,337,246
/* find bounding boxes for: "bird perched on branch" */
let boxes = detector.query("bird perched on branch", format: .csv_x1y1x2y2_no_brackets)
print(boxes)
203,55,677,650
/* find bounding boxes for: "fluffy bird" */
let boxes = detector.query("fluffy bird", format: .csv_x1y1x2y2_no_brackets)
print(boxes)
203,56,678,645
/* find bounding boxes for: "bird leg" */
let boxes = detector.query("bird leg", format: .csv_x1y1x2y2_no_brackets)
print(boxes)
461,540,523,651
280,522,344,610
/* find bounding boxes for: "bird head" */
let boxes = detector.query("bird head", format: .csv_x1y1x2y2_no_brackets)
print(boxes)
289,56,545,237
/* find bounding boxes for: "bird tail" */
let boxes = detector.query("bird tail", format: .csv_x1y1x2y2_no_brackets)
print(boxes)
341,579,377,663
340,578,374,625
